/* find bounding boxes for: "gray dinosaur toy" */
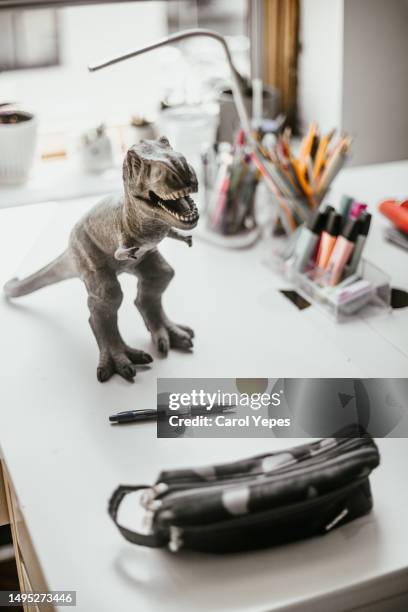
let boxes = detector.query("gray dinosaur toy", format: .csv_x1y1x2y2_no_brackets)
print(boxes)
3,136,199,382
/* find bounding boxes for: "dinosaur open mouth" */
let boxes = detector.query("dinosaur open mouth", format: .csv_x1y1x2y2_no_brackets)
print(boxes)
149,188,199,225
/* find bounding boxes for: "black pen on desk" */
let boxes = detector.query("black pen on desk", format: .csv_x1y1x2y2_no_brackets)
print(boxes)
190,404,236,415
109,409,157,424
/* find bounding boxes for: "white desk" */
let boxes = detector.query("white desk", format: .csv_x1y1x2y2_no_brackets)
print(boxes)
0,161,407,612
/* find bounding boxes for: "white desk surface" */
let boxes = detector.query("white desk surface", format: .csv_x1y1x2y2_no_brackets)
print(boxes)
0,160,407,612
0,157,122,209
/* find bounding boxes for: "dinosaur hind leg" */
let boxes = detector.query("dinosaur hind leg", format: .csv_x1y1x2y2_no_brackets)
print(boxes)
3,251,76,298
84,270,152,383
134,249,194,356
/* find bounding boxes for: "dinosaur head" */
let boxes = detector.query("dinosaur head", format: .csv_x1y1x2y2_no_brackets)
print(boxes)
123,136,199,230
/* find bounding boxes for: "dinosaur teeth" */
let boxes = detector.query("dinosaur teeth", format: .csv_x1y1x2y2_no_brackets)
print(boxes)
158,187,192,201
154,193,198,224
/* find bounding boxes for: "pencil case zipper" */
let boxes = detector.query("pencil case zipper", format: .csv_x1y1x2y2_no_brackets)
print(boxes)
154,436,372,489
142,439,376,508
155,446,377,505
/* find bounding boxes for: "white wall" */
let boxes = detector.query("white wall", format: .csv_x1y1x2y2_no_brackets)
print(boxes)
342,0,408,165
298,0,344,133
298,0,408,166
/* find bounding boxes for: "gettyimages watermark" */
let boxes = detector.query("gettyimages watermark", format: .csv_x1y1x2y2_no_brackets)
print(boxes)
167,388,283,411
157,378,408,438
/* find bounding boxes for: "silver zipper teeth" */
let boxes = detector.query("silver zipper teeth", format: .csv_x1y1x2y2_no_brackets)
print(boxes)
158,447,376,503
154,439,367,494
148,443,373,505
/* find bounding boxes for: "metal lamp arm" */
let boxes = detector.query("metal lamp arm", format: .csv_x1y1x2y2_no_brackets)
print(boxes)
88,28,251,135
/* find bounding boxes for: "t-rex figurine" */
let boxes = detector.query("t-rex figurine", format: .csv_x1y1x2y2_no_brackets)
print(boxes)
3,136,199,382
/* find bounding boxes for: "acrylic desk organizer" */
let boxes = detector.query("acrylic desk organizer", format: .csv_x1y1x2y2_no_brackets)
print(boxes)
294,260,391,320
267,243,391,322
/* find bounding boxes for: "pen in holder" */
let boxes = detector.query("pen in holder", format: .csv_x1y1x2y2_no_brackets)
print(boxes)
198,136,262,248
254,124,351,236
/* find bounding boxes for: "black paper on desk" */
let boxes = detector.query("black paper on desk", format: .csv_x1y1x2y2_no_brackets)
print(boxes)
391,288,408,309
280,289,311,311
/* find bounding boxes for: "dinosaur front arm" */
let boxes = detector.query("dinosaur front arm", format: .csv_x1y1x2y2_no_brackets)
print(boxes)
114,243,140,261
167,228,192,247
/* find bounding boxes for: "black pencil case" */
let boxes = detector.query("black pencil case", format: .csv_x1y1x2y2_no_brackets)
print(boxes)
108,428,380,554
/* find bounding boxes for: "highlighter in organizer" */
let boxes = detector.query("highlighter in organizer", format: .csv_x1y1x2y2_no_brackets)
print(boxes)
313,204,334,263
339,195,354,222
292,208,328,272
317,211,342,269
350,202,367,219
326,218,362,286
346,213,372,275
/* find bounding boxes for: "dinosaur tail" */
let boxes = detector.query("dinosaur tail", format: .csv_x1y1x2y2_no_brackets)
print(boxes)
3,250,77,298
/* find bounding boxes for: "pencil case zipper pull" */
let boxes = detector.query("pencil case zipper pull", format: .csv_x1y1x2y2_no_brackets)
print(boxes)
168,526,184,552
142,510,155,533
140,482,169,509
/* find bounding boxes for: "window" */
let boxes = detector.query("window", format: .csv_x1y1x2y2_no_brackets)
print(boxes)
0,9,59,71
0,1,250,133
0,1,299,138
167,0,248,37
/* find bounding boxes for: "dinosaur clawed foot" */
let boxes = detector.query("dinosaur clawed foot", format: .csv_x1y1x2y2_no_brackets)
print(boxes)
152,323,194,356
96,346,153,383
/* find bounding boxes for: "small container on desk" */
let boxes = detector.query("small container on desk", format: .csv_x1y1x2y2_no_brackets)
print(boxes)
197,142,262,249
294,260,391,321
268,247,391,322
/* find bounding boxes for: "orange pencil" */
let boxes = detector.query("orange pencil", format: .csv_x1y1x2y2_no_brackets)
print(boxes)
251,152,297,232
299,121,317,171
292,158,313,198
317,137,350,194
313,129,335,179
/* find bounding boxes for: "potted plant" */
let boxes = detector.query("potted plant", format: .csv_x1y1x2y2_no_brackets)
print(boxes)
0,108,37,184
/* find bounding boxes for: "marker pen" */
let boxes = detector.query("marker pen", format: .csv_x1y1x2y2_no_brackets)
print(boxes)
292,208,329,272
327,218,362,286
109,410,157,424
316,211,342,269
313,205,334,262
350,201,367,219
339,194,354,220
346,213,372,275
